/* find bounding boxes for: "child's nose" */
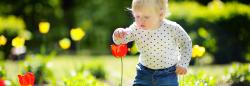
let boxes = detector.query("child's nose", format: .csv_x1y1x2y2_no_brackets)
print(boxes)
138,18,145,24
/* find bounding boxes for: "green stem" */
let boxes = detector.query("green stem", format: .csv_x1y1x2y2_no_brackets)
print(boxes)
195,58,199,66
76,41,81,54
41,35,46,55
120,57,123,86
182,75,184,86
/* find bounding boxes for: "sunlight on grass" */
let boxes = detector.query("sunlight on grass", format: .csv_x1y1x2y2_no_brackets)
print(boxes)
3,54,231,85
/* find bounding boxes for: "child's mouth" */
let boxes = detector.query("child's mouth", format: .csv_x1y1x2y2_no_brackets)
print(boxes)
140,25,145,28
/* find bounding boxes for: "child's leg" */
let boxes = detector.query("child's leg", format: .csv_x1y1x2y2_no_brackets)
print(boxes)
154,66,178,86
133,63,153,86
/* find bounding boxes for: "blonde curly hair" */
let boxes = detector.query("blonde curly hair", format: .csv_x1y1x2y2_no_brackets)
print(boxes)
129,0,170,18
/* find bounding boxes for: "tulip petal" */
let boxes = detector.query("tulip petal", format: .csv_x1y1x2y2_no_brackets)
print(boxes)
26,72,35,86
111,44,128,58
0,78,5,86
111,44,119,58
18,75,25,86
18,72,35,86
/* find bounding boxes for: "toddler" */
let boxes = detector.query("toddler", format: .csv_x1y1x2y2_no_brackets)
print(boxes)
113,0,192,85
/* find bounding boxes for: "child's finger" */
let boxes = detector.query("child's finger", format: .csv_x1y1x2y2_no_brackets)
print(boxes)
115,28,123,38
114,32,118,38
180,70,185,75
176,69,185,75
179,70,184,75
120,31,124,38
116,31,120,38
176,68,181,74
121,31,127,38
114,31,120,38
177,71,182,75
183,70,187,74
176,71,180,75
117,30,123,38
180,70,187,75
117,30,126,38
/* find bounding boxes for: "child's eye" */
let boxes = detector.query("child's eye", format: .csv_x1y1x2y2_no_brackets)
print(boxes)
144,16,150,19
135,16,140,18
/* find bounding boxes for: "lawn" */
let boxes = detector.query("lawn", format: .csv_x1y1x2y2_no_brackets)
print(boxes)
3,54,231,86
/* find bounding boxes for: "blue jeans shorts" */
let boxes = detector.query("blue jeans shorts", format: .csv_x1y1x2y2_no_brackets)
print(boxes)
133,63,178,86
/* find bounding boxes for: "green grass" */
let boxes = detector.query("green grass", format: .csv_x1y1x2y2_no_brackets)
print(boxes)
3,54,230,86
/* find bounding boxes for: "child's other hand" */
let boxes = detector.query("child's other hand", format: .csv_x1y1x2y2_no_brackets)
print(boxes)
175,66,187,75
114,28,128,39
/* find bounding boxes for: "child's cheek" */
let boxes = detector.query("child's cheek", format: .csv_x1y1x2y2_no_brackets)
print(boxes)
135,22,141,27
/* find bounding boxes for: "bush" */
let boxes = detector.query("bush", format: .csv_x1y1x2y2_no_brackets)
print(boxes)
64,70,107,86
64,61,107,86
78,62,107,80
168,1,250,63
225,63,250,86
179,70,217,86
0,16,30,59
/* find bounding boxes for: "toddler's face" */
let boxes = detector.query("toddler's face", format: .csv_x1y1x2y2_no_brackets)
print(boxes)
133,8,162,30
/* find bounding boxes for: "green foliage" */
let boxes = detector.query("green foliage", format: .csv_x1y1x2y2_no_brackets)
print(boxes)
0,16,26,36
64,71,107,86
62,59,108,85
0,0,133,55
78,61,107,80
179,70,217,86
178,63,250,86
33,63,55,85
71,0,132,54
169,1,250,63
0,63,15,86
20,52,57,85
0,65,6,78
169,1,250,22
3,54,250,85
14,54,109,85
225,63,250,85
0,0,249,63
0,15,31,59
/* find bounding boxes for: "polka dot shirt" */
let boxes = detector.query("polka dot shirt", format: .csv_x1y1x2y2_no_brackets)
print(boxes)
113,19,192,69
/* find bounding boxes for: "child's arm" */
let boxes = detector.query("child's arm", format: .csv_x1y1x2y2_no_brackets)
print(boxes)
112,23,136,44
174,23,192,69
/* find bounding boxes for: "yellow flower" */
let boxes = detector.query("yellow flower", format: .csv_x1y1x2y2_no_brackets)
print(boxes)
70,28,85,41
208,0,224,11
12,36,25,48
130,42,138,55
39,21,50,34
0,35,7,46
192,45,206,58
59,38,71,49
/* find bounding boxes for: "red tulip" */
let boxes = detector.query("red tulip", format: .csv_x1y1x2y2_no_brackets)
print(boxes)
18,72,35,86
110,44,128,86
111,44,128,58
0,78,5,86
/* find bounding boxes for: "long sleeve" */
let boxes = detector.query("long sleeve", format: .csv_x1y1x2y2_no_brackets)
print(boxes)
112,23,136,45
174,23,192,68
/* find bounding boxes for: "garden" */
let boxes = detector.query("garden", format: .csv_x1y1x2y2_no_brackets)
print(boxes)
0,0,250,86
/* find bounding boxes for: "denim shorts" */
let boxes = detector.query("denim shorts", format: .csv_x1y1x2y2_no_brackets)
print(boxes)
133,63,178,86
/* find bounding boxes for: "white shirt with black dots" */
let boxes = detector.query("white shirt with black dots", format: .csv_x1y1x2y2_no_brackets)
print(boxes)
113,19,192,69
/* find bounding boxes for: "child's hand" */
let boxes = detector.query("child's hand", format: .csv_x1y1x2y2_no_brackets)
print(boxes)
114,28,128,39
175,66,187,75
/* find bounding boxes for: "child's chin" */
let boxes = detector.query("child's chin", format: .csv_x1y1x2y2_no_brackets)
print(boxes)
138,26,151,30
141,27,149,30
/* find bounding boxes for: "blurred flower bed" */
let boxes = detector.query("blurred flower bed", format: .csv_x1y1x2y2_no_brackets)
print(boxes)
0,0,249,86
